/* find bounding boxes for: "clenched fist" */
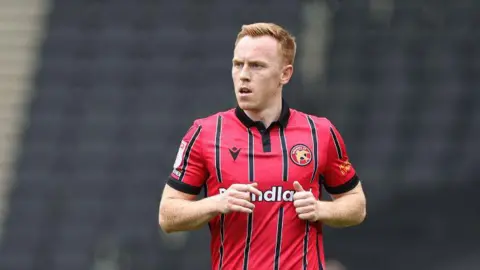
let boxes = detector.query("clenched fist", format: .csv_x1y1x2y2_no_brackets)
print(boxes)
293,181,320,222
214,183,262,214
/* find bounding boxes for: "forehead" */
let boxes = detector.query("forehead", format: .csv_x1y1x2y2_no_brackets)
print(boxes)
233,36,281,62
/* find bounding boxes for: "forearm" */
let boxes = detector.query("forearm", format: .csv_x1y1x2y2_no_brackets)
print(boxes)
317,194,366,228
159,196,220,233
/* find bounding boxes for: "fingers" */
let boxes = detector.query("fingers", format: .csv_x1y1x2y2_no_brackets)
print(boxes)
230,183,262,196
226,197,255,214
298,213,316,221
221,183,260,214
293,197,316,207
293,191,313,201
227,189,251,201
228,204,253,213
293,181,305,192
247,183,262,196
295,205,316,215
228,197,255,210
292,184,318,222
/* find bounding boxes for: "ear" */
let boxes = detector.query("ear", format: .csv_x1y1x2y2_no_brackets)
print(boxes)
280,65,293,85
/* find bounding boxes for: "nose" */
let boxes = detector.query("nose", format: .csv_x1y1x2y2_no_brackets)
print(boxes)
239,66,250,82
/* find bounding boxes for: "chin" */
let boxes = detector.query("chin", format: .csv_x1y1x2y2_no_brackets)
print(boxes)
236,100,257,111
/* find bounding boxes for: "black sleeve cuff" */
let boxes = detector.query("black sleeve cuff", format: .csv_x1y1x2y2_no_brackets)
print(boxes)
324,174,360,195
167,177,202,195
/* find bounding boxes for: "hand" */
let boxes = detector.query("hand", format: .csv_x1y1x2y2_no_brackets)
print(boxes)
215,183,262,214
293,181,320,222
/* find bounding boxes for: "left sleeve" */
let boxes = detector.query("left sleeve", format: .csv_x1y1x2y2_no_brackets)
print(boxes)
323,123,360,195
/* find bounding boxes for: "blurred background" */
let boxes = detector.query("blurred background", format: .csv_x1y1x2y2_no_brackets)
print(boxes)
0,0,478,269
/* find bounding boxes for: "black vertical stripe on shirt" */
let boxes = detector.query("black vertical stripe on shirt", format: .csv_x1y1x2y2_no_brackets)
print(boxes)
307,116,318,183
329,127,343,159
279,127,288,181
218,214,225,270
274,207,284,270
316,233,323,270
247,129,254,183
215,116,223,183
178,126,202,182
243,213,253,270
215,116,224,268
303,222,310,270
243,129,254,270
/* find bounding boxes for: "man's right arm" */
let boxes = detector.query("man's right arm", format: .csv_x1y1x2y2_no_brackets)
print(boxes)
158,120,261,233
159,183,261,233
159,185,220,233
158,121,214,233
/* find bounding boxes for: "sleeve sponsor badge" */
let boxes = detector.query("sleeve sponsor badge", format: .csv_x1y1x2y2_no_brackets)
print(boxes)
173,140,187,169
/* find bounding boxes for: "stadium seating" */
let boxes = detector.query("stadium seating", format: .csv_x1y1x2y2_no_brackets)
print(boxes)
0,0,478,269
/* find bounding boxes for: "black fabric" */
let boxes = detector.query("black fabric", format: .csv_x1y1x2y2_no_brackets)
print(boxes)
324,174,360,195
167,177,202,195
235,99,291,129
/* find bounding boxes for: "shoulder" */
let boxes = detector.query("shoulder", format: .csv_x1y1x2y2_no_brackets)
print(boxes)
190,109,235,130
289,109,333,131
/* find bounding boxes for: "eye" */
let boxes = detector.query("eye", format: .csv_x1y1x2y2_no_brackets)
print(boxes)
233,62,243,68
250,63,265,69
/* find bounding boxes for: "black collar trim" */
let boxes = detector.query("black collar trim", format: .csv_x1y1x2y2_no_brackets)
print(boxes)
235,99,291,128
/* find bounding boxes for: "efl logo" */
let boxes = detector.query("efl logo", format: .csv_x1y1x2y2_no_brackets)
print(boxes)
173,140,187,169
219,186,311,202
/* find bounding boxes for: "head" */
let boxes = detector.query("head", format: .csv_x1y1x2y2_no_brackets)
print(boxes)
232,22,296,112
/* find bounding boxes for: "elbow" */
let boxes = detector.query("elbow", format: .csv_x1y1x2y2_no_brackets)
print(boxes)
355,207,367,225
340,209,366,228
159,215,172,234
353,200,367,226
342,203,367,228
158,204,174,234
351,198,367,226
351,194,367,226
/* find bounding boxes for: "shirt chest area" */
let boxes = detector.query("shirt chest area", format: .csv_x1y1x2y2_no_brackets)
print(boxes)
203,126,327,187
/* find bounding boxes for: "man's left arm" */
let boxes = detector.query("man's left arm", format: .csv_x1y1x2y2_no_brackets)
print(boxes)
293,122,366,227
316,181,366,228
320,123,366,227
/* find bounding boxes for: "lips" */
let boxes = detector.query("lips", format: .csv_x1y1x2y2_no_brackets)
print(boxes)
239,87,252,94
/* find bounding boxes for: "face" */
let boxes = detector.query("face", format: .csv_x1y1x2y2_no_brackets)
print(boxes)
232,36,293,112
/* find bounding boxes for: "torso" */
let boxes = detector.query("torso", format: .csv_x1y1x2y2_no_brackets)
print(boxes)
201,109,327,270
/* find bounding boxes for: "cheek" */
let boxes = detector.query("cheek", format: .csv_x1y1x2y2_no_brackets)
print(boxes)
263,76,280,89
232,73,239,84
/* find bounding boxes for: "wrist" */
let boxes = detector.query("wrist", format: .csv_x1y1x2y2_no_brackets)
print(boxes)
204,195,222,215
315,200,335,222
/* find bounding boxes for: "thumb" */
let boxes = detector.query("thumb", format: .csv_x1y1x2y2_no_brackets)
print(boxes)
293,181,305,192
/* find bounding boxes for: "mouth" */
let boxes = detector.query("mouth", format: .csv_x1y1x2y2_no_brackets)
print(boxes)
239,87,252,95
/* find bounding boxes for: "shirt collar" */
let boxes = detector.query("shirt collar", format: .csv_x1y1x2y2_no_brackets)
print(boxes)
235,99,291,129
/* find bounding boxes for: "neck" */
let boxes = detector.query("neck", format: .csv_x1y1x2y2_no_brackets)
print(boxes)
244,98,282,128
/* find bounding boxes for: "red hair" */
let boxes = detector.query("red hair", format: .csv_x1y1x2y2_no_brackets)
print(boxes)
235,22,297,65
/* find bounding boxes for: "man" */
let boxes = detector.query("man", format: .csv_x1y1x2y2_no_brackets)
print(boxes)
159,22,366,270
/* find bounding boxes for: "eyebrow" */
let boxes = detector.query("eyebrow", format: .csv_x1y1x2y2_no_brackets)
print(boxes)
232,59,268,66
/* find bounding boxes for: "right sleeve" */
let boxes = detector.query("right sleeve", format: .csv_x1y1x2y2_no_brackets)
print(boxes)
167,121,207,195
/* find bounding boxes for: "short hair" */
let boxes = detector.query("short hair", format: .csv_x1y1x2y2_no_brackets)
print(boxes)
235,22,297,65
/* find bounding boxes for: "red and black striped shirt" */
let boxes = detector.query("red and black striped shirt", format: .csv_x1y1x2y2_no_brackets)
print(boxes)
168,100,360,270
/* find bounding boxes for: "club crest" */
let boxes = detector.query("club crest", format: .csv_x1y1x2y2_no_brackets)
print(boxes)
290,144,312,166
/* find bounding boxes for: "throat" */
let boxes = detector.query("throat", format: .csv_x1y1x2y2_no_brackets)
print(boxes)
244,106,282,129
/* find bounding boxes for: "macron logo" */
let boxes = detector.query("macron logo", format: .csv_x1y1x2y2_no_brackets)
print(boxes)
219,186,311,202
